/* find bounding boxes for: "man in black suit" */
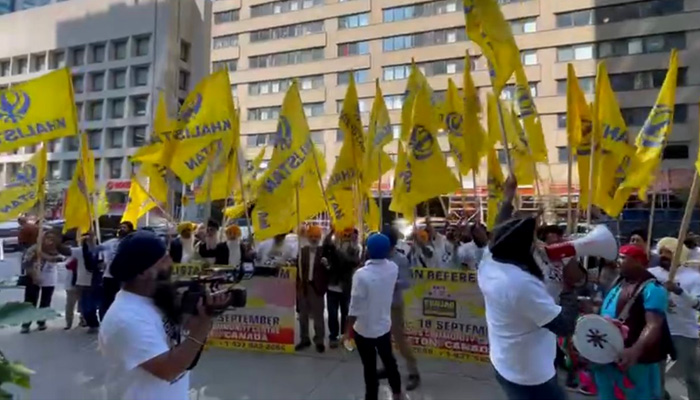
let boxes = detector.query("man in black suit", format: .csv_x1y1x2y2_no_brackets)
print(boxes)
296,225,329,353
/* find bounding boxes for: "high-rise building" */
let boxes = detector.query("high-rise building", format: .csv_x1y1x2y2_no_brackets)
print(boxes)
210,0,700,199
0,0,211,213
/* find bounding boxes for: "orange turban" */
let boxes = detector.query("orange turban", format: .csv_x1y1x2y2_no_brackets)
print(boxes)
307,225,323,240
415,229,429,243
226,225,241,238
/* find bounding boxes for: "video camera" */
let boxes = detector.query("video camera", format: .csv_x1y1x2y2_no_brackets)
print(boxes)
176,262,254,316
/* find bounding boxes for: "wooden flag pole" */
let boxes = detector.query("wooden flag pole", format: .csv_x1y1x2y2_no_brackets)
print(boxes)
472,171,482,222
669,172,699,282
296,186,302,271
377,155,383,230
36,143,47,267
646,189,658,255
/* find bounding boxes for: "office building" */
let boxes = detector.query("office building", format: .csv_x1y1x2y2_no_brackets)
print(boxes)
211,0,700,201
0,0,211,214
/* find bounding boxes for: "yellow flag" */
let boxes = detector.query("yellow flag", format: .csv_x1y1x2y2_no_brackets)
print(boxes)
486,147,505,230
567,64,594,208
328,74,366,193
0,69,78,153
0,146,47,220
64,133,96,234
363,80,395,189
133,71,237,184
486,93,503,147
131,93,177,165
194,149,238,204
297,168,327,223
463,51,487,174
390,84,460,216
463,0,519,95
504,106,535,185
95,185,109,217
121,174,157,226
514,64,547,163
141,163,169,206
328,189,356,230
621,49,678,194
444,79,470,176
251,146,266,173
400,62,433,142
253,81,317,239
388,142,413,217
363,191,381,233
592,62,635,217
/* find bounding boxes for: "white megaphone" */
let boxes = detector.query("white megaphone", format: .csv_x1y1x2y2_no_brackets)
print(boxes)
545,225,618,262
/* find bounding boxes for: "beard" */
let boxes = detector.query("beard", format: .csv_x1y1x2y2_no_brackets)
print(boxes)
152,270,182,325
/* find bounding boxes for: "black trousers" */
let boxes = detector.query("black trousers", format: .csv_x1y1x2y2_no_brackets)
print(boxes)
80,286,100,328
22,285,54,328
495,370,567,400
326,290,349,341
100,277,120,320
354,329,402,400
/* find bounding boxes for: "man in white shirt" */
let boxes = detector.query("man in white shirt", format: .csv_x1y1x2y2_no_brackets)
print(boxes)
649,237,700,400
99,221,135,320
255,233,296,270
100,230,228,400
346,233,403,400
479,216,581,400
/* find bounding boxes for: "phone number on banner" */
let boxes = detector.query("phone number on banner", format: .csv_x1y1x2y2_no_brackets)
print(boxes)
407,345,490,363
207,339,294,353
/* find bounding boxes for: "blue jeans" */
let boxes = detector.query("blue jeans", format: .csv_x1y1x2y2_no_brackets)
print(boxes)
79,285,101,328
495,370,567,400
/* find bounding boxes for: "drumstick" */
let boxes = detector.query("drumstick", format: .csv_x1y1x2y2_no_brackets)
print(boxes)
669,172,699,282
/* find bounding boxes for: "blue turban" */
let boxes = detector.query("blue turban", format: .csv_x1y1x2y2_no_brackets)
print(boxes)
367,233,391,260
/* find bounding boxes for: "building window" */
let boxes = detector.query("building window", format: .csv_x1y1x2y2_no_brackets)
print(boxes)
337,69,371,85
111,39,128,60
213,34,239,49
49,50,66,69
134,35,150,57
311,131,324,144
500,83,538,100
336,98,372,113
521,50,538,66
383,58,467,81
64,160,77,179
0,60,9,77
384,95,403,110
338,13,369,29
212,59,237,72
72,74,84,93
250,21,324,42
107,158,123,179
556,147,573,163
663,143,688,160
130,126,147,147
304,102,325,117
179,70,190,91
248,107,281,121
559,68,688,95
383,0,460,22
338,41,369,57
90,43,106,63
111,69,127,89
48,161,60,180
557,32,685,62
180,40,190,62
336,130,344,142
110,98,125,119
214,9,240,24
510,18,537,34
90,72,105,92
249,47,324,69
250,0,324,18
71,47,85,66
31,53,46,72
383,28,466,52
86,129,101,150
131,96,148,117
555,0,684,28
133,65,149,87
65,136,80,152
107,127,124,149
86,100,103,121
622,104,687,126
556,77,595,95
249,75,323,95
13,57,27,75
75,102,83,121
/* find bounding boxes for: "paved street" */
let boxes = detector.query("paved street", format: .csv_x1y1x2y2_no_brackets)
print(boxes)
0,252,686,400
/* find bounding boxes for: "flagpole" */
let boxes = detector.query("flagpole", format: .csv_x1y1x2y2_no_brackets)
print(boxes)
378,155,383,230
36,143,47,267
646,189,658,255
566,147,574,235
79,134,97,239
180,182,187,222
295,186,302,271
669,172,699,282
235,160,254,246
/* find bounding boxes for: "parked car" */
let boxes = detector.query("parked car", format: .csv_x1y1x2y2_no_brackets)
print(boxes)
0,221,20,252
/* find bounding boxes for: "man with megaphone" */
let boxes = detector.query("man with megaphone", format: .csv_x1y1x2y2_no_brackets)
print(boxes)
479,175,590,400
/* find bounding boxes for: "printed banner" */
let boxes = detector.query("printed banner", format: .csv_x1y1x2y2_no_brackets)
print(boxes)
208,267,296,353
402,268,489,363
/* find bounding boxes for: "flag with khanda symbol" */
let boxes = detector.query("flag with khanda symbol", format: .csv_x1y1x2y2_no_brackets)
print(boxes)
64,133,96,235
0,68,78,153
390,84,459,220
0,146,47,220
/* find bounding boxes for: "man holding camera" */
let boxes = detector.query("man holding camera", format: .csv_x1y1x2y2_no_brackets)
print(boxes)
100,230,230,400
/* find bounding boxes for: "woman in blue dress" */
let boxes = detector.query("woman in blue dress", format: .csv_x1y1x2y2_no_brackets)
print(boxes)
593,244,674,400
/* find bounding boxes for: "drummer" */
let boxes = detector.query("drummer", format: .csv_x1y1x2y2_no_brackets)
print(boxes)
593,244,674,400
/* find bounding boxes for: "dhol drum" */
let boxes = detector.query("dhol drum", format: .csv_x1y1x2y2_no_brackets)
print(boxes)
573,314,625,365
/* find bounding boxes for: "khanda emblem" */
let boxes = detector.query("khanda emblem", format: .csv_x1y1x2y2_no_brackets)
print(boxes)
516,84,535,118
0,89,31,123
409,125,434,161
274,116,292,150
638,104,673,149
5,164,37,188
373,122,391,147
179,93,202,124
445,112,463,137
